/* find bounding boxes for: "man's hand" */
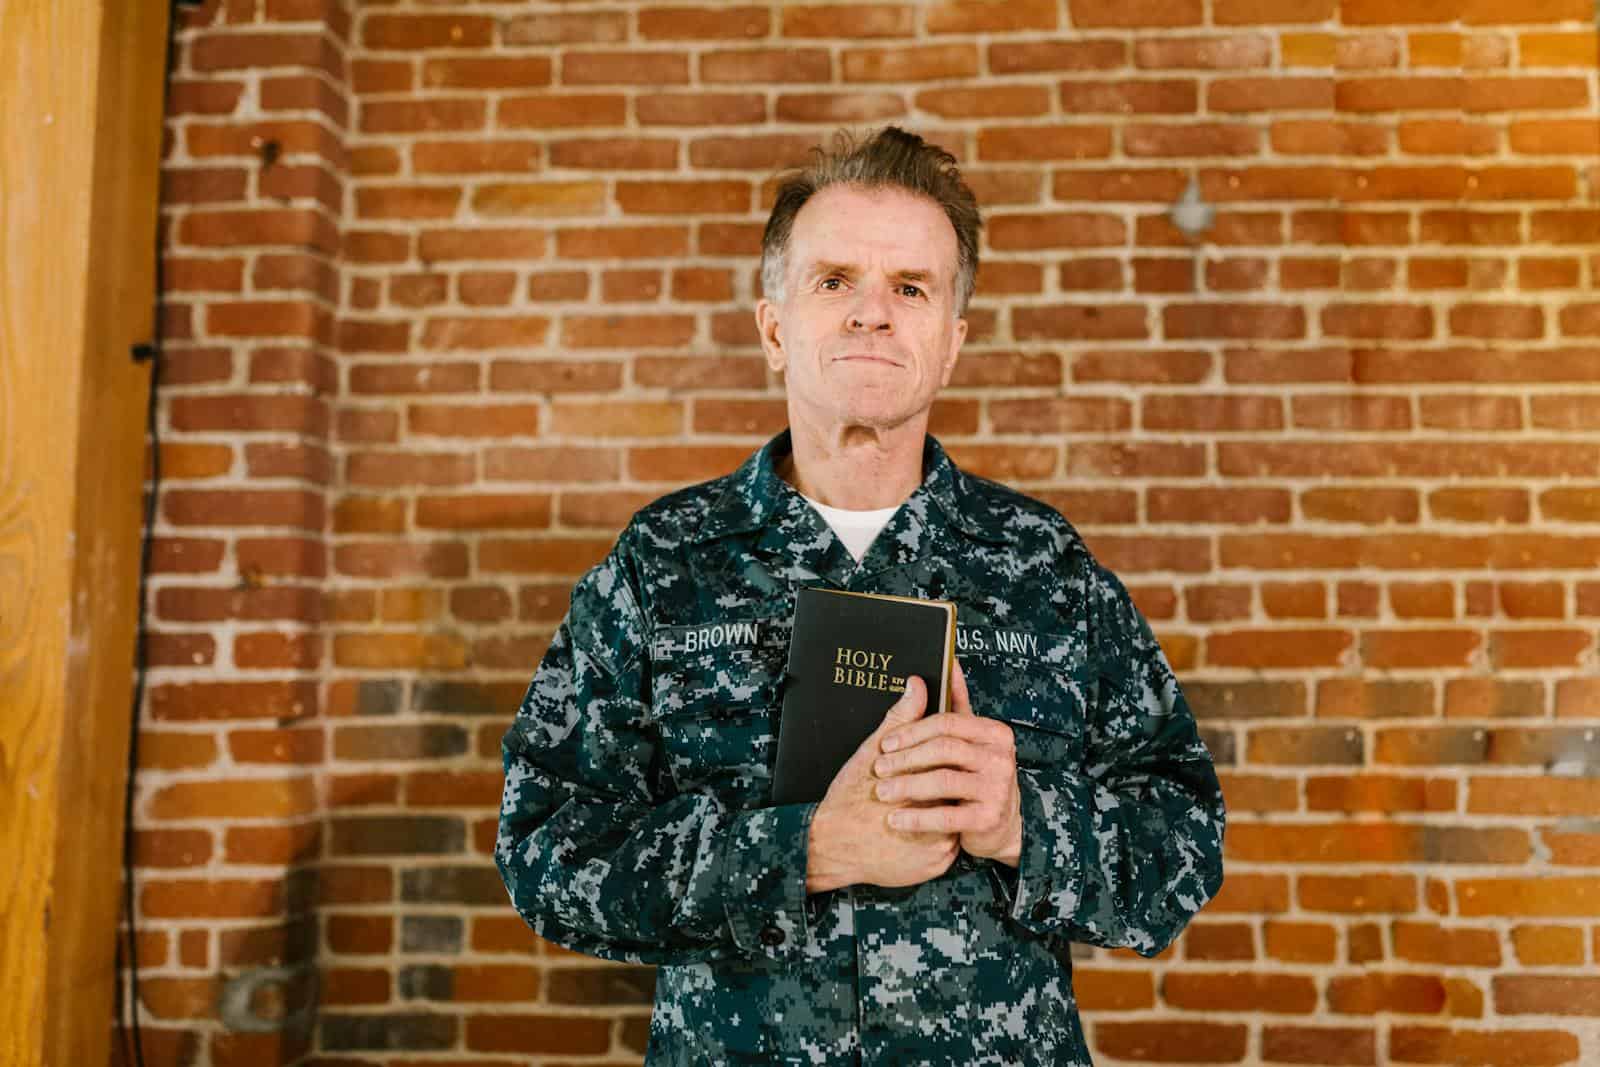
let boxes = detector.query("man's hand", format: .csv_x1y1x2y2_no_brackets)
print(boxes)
805,676,961,893
872,659,1022,867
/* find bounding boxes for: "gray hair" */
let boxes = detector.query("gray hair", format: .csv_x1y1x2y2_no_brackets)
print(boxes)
759,127,982,316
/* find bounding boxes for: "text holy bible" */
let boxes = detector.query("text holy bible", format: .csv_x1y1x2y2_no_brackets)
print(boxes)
771,587,957,806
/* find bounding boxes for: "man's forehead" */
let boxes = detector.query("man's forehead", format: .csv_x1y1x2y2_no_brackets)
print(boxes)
788,185,957,273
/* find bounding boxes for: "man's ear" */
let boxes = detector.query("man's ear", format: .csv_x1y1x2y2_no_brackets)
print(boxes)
939,315,968,387
756,299,786,374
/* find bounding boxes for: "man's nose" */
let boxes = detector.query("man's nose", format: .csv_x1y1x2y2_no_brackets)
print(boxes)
846,284,894,332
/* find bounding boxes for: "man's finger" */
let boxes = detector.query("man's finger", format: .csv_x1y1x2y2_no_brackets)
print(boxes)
880,674,928,731
950,657,973,716
881,706,1009,756
875,767,982,805
888,804,984,834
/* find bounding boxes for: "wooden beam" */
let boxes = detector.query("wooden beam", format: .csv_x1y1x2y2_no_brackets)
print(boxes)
0,2,170,1066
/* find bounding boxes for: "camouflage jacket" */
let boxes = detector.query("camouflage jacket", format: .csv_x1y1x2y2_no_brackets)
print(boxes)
498,432,1225,1065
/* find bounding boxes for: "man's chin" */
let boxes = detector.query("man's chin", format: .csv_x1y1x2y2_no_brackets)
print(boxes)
830,406,921,435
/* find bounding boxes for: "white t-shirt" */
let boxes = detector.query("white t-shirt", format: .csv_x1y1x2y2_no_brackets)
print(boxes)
801,494,899,562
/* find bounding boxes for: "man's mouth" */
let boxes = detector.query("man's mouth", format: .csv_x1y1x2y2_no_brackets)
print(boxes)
835,353,902,366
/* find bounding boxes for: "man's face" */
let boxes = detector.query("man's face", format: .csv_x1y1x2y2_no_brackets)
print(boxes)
757,184,968,437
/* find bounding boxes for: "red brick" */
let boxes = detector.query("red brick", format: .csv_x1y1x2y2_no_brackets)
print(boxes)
1390,1026,1581,1066
616,180,750,217
352,58,412,93
1060,79,1198,114
189,30,340,74
555,225,689,260
1073,0,1202,25
409,403,541,438
464,1013,611,1055
489,359,622,395
916,86,1048,119
1126,122,1261,157
362,14,495,50
1165,971,1317,1013
1185,921,1257,960
990,40,1126,73
1013,304,1148,340
1262,921,1336,965
1262,1026,1376,1066
1166,304,1305,340
497,12,624,45
1067,442,1205,479
1324,979,1452,1017
1458,877,1600,917
549,136,680,170
703,48,831,83
843,44,978,82
459,270,518,306
1300,874,1417,913
990,213,1125,250
415,494,552,531
497,94,625,130
562,51,689,86
781,4,916,37
978,125,1115,161
419,316,550,351
1076,349,1210,383
638,92,768,126
1272,119,1390,155
1511,925,1585,966
413,141,542,176
1042,258,1117,293
771,91,908,123
1072,968,1154,1011
1095,1023,1248,1064
1494,976,1600,1016
149,777,316,821
1136,34,1274,69
926,0,1058,32
1209,76,1333,113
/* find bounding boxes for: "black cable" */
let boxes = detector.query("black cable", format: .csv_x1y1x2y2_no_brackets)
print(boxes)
116,308,160,1067
116,3,195,1064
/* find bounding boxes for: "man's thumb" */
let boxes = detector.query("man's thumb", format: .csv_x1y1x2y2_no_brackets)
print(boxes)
882,675,928,729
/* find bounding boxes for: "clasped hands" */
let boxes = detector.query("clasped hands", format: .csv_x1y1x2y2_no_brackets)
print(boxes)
805,659,1021,893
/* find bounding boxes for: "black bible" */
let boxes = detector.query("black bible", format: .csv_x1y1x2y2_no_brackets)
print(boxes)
771,587,956,806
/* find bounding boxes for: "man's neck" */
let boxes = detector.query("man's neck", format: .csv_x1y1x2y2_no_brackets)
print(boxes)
781,418,927,511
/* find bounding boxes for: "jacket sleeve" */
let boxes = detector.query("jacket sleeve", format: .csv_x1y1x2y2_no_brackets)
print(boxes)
1003,557,1226,956
495,543,817,966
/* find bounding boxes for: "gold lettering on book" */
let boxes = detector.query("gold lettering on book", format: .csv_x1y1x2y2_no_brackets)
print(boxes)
831,646,904,692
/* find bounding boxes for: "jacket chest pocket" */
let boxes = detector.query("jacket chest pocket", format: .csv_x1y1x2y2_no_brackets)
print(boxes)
647,624,787,804
963,651,1092,769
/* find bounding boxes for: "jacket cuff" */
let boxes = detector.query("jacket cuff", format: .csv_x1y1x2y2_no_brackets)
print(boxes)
1008,770,1092,934
719,802,816,961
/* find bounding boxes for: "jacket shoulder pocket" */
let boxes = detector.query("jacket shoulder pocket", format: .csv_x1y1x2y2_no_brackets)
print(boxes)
963,644,1092,767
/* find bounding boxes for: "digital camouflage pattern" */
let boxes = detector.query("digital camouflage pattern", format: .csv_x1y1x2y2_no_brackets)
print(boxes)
498,432,1226,1065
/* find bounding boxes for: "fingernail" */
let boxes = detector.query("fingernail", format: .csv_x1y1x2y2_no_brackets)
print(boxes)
874,757,891,776
876,781,896,801
881,735,899,753
888,812,907,829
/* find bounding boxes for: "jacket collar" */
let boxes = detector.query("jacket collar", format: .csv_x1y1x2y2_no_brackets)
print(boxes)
693,430,1011,550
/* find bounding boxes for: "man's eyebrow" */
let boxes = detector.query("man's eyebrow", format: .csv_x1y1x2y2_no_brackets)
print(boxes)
804,260,857,279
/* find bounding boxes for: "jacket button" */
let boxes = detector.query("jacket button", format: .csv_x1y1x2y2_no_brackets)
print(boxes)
758,923,786,947
1030,900,1051,923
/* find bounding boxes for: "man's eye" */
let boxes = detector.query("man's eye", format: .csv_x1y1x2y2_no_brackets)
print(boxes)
820,277,844,291
900,284,925,298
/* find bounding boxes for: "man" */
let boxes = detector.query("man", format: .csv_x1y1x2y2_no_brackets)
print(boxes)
496,127,1225,1065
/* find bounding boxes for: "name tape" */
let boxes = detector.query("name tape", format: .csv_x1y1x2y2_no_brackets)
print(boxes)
652,617,771,659
956,625,1084,669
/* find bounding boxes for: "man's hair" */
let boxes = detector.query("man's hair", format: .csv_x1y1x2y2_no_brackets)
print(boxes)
760,126,982,317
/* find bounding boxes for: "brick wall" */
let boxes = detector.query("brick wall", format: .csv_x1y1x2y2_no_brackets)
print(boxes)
130,0,1600,1063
